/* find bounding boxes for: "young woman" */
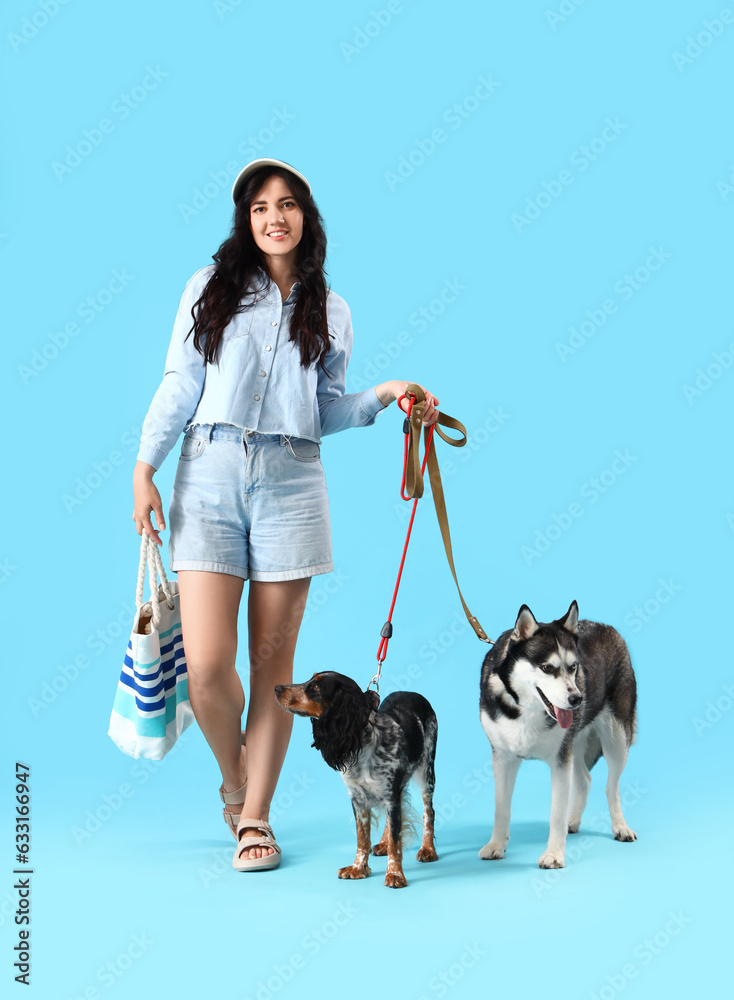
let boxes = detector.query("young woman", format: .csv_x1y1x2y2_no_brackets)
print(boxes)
131,158,439,872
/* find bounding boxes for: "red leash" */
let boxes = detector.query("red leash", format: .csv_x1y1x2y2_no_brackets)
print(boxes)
372,392,435,687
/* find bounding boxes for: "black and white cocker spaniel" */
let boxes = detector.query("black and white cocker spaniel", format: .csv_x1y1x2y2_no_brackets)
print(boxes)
275,671,439,888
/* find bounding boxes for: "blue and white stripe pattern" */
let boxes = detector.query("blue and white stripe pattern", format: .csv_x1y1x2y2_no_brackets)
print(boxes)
108,584,194,759
118,620,186,723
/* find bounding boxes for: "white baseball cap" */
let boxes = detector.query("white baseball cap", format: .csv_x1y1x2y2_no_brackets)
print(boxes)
231,157,311,205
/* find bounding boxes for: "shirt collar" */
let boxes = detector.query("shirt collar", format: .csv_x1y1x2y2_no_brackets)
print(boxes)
257,265,301,301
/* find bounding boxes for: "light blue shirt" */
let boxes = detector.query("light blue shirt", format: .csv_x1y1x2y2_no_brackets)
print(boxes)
137,264,388,470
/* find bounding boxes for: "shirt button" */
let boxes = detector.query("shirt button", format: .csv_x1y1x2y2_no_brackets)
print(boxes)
271,321,277,327
254,394,261,401
260,370,267,377
247,431,254,438
265,345,272,351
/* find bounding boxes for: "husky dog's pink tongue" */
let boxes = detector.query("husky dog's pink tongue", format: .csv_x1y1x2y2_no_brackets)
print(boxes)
553,706,573,729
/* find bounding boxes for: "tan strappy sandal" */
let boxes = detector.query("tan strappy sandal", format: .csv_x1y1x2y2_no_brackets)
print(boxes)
232,817,281,872
219,730,247,839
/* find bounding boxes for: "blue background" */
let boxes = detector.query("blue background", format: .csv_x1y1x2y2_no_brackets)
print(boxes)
3,1,731,997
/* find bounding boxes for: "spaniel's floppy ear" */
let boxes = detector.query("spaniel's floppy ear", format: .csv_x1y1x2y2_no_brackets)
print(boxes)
311,685,372,772
511,605,539,642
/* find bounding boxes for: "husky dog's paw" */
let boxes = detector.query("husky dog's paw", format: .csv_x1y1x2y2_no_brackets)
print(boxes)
568,820,581,834
337,864,370,879
538,850,565,869
416,845,439,863
613,824,637,842
479,841,506,860
384,870,408,888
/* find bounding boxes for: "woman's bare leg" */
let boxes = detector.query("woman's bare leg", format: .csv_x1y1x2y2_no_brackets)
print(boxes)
176,570,247,817
237,577,311,859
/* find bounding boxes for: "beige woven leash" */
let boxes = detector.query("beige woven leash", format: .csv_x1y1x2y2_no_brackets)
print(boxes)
401,383,494,646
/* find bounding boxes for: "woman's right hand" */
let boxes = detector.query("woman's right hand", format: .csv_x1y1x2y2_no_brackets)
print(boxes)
132,461,166,546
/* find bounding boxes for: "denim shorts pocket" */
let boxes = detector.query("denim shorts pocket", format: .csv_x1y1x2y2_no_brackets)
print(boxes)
179,432,206,462
284,436,321,463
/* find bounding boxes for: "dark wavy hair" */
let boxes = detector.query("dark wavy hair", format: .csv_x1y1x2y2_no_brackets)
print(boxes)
311,685,376,772
184,166,333,376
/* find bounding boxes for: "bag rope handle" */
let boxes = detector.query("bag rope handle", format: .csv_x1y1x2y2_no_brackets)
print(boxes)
136,533,175,630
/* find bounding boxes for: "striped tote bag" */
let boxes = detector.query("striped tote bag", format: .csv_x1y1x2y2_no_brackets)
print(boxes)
108,533,194,759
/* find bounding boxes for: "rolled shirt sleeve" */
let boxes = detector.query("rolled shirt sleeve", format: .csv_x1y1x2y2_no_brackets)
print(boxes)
136,270,209,471
317,301,388,437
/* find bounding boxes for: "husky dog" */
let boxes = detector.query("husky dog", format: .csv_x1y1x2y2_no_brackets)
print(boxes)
479,601,637,869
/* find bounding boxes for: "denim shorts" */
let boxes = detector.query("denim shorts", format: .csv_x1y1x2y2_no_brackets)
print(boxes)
168,422,333,582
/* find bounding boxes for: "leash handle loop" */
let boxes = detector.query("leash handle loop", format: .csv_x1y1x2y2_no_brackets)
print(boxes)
400,384,494,646
372,384,494,687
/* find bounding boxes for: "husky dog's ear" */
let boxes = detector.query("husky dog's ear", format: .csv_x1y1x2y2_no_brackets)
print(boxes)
512,605,539,641
559,600,579,635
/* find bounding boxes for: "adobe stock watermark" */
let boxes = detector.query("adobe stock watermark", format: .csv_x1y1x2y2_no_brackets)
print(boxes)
52,67,168,181
67,933,154,999
350,277,467,391
249,569,350,675
384,73,501,191
681,339,734,403
179,108,296,223
555,246,672,361
18,269,135,385
715,162,734,201
692,682,734,737
0,557,18,584
546,0,591,30
511,117,628,234
588,911,693,1000
27,587,144,718
417,943,486,1000
377,607,479,698
531,780,647,898
341,0,413,62
622,578,682,634
428,758,494,838
61,423,143,513
672,10,733,72
71,728,193,847
212,0,246,19
241,902,359,1000
7,0,71,54
521,450,638,565
392,404,511,525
